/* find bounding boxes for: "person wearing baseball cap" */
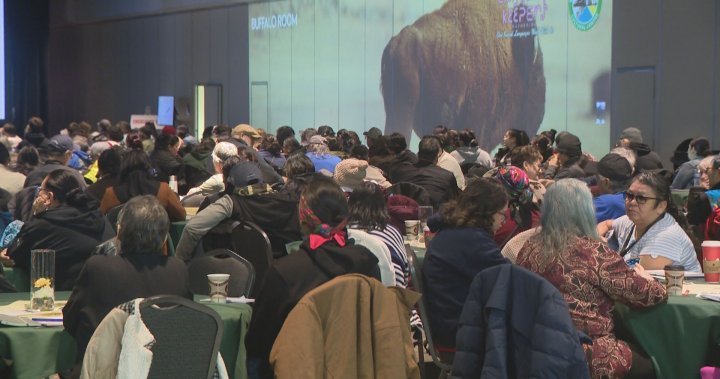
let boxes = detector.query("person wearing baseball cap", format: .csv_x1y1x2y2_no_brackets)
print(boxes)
543,132,585,180
594,150,636,223
24,135,87,190
363,127,382,148
232,124,262,147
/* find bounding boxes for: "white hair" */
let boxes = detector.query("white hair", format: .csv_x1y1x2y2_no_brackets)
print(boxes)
212,142,238,163
609,146,637,172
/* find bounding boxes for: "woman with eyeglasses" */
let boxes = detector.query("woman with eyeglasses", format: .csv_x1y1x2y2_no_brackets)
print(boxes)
422,178,510,353
597,171,701,272
3,169,114,290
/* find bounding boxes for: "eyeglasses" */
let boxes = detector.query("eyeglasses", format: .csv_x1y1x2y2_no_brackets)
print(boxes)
623,191,659,205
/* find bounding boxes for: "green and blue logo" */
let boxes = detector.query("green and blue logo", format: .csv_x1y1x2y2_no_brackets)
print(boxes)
569,0,602,31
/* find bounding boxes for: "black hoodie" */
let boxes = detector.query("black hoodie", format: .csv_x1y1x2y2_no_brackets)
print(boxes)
246,239,380,376
8,204,114,290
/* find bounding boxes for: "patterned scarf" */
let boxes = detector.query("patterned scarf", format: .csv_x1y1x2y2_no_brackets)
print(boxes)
299,195,347,250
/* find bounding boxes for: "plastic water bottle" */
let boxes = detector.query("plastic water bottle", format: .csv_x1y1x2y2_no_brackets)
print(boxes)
693,168,701,187
169,175,178,193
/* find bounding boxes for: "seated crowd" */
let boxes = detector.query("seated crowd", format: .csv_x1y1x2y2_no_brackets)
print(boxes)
0,116,716,378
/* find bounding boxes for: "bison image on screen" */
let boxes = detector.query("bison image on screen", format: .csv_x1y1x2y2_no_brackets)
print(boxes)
381,0,546,149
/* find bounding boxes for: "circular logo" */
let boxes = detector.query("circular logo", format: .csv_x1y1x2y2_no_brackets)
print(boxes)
569,0,602,31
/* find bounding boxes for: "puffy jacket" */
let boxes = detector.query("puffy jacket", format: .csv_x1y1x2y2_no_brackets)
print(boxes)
451,265,590,379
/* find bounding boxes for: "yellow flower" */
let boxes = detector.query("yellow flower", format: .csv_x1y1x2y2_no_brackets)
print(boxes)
34,277,51,288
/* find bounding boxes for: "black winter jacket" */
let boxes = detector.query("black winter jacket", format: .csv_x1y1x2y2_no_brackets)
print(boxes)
8,204,114,290
451,265,590,379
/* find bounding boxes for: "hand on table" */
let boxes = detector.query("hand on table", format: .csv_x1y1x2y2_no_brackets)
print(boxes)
633,264,654,281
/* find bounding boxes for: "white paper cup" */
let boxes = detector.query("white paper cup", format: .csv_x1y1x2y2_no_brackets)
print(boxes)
404,220,420,241
207,273,230,303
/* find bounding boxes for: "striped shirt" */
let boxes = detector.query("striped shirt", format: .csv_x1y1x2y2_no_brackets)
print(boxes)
365,225,409,288
613,213,701,272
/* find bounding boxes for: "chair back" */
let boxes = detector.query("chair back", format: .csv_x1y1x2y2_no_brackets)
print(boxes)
388,182,433,207
188,249,255,297
106,205,124,233
181,192,207,207
231,221,272,296
406,244,453,377
140,295,224,379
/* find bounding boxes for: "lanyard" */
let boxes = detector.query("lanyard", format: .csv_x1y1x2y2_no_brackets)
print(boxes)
619,214,664,256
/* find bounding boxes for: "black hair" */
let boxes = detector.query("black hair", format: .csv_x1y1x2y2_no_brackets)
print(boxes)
106,124,124,142
140,123,158,139
282,137,302,156
350,145,370,161
284,154,314,179
301,175,348,227
26,117,44,134
417,135,442,163
119,150,153,179
98,147,123,177
441,178,508,233
44,169,93,210
347,182,390,231
125,130,144,150
317,125,335,137
387,132,407,154
690,137,712,158
155,134,179,150
276,126,295,146
2,123,17,137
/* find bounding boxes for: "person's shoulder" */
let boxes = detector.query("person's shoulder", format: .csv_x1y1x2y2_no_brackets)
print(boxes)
83,254,124,270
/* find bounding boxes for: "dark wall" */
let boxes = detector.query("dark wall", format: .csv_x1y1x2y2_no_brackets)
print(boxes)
612,0,719,168
44,0,720,165
6,0,49,130
47,1,249,135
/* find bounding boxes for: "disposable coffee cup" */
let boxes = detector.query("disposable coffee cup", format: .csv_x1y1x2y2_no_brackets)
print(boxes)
664,265,685,296
702,241,720,283
404,220,420,241
207,273,230,303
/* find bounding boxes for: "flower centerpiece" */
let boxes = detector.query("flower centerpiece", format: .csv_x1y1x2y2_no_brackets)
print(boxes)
31,277,54,311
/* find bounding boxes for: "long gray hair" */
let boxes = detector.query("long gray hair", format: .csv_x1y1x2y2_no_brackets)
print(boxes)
538,179,600,262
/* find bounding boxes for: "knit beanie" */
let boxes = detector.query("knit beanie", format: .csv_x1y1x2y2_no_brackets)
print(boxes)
333,158,368,190
620,128,643,144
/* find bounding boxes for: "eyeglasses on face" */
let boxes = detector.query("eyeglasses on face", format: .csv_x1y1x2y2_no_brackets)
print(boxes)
623,191,659,205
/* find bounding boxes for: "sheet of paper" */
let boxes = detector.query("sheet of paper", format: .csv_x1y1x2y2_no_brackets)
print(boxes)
646,270,705,279
0,300,65,326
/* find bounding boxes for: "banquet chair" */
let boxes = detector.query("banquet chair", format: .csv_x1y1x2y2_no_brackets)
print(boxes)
388,182,433,207
188,249,255,297
406,244,453,379
231,221,272,296
106,204,124,233
141,295,224,379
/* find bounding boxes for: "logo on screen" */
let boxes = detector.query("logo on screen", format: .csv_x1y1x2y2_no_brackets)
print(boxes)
569,0,602,31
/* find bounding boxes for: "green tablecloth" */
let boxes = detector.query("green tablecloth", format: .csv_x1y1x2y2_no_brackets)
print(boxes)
2,268,29,292
0,292,252,379
615,294,720,379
